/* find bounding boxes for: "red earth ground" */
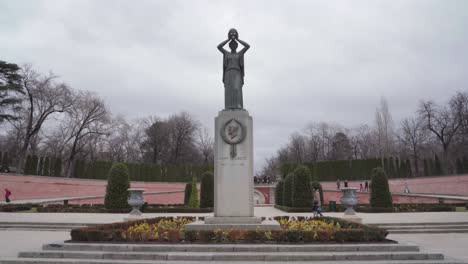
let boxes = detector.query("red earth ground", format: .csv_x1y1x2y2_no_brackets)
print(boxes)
1,174,467,205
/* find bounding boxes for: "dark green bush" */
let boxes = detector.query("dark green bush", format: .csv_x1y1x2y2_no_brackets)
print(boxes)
370,167,393,209
291,165,313,208
104,163,130,210
200,171,214,208
275,180,284,206
282,173,294,207
184,182,192,206
188,177,199,208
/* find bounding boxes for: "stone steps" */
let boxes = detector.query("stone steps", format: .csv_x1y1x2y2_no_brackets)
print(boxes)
376,222,468,234
0,259,465,264
1,242,465,263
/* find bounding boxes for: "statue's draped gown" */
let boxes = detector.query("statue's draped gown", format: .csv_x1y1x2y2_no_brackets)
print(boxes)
223,52,244,109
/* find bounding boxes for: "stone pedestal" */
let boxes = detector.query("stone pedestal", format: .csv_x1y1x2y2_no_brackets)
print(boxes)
185,109,280,231
340,187,362,223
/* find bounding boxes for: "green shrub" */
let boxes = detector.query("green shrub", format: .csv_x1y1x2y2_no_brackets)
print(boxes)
291,165,312,208
275,180,284,206
200,171,214,208
104,163,130,210
184,182,192,206
369,167,393,208
282,173,294,207
188,177,199,208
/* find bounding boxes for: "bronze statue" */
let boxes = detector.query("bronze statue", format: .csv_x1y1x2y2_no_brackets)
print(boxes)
217,28,250,109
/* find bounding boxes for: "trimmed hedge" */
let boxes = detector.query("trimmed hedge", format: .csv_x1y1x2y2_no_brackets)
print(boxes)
275,180,284,206
0,204,33,212
370,167,393,209
104,163,130,210
200,171,214,208
274,205,311,212
282,173,294,207
37,204,212,213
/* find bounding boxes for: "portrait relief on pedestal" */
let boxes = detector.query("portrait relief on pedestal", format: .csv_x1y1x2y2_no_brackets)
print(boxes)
220,118,246,159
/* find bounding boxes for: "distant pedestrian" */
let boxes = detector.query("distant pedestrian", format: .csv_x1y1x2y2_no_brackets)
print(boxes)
364,181,369,192
312,188,323,217
4,188,11,203
359,183,363,192
344,179,348,188
336,179,341,190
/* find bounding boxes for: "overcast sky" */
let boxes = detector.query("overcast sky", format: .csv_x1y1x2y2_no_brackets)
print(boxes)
1,0,467,171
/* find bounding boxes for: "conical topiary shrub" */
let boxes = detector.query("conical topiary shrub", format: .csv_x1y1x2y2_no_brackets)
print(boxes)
370,167,393,209
184,181,192,206
188,177,199,208
200,171,214,208
104,163,130,210
292,165,313,208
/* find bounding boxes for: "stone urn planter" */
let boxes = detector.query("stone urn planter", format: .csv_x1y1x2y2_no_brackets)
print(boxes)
127,188,145,216
340,187,359,215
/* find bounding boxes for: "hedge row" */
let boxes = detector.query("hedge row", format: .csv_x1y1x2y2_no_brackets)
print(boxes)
73,159,212,182
37,204,213,213
0,152,11,172
24,155,62,177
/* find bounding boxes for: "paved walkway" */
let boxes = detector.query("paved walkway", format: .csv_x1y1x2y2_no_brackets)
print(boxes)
1,207,468,225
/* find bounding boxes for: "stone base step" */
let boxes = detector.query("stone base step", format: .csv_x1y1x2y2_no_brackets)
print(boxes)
387,229,468,234
42,243,420,253
0,258,465,264
17,250,445,262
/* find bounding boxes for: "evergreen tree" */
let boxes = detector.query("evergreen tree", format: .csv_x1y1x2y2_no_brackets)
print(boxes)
199,171,214,208
188,177,199,208
104,163,130,210
275,180,284,206
370,167,393,208
291,165,313,208
0,61,23,123
43,157,50,176
53,157,62,177
184,182,192,206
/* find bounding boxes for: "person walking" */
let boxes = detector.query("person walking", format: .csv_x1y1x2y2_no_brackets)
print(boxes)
364,180,369,192
344,179,348,188
336,179,341,190
359,183,363,192
4,188,11,203
312,188,323,217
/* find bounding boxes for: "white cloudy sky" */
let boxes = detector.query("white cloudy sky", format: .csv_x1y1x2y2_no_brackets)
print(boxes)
1,0,467,171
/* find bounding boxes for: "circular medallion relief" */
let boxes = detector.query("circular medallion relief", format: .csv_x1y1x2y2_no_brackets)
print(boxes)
221,118,245,145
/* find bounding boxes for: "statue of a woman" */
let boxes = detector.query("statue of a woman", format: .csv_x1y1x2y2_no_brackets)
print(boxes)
218,28,250,109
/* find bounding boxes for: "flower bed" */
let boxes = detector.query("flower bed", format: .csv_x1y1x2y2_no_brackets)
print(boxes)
71,216,388,243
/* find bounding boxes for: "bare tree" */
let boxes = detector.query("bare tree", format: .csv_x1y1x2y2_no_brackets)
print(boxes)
12,65,73,172
63,91,109,177
196,127,214,166
398,117,428,175
418,95,464,173
375,97,395,158
167,112,200,165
